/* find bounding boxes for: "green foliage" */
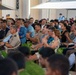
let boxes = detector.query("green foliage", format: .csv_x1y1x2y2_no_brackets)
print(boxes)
19,61,45,75
0,50,7,58
21,42,32,49
26,61,45,75
57,47,65,54
19,69,30,75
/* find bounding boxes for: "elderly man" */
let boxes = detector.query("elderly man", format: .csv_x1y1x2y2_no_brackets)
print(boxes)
0,25,20,49
7,19,13,29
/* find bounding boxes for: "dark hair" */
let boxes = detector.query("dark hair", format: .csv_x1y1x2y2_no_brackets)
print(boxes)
64,20,68,23
11,25,17,31
59,13,62,15
10,18,15,25
8,52,25,70
39,20,42,24
24,20,30,23
60,21,68,30
0,18,3,22
47,26,56,31
39,19,47,24
0,58,18,75
54,19,59,23
42,18,46,21
45,25,54,29
21,18,25,22
34,23,41,28
41,19,47,22
50,20,54,22
17,18,21,20
39,47,55,59
53,29,61,39
47,54,69,75
2,20,7,23
34,20,39,23
18,46,30,57
29,17,34,20
16,18,22,21
74,20,76,23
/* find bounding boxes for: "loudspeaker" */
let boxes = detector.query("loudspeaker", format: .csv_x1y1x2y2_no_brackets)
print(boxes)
16,0,19,9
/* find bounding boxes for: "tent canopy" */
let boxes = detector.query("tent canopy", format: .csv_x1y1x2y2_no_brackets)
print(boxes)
31,1,76,9
0,4,14,10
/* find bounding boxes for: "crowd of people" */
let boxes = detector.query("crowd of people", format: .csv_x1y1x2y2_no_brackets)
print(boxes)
0,17,76,75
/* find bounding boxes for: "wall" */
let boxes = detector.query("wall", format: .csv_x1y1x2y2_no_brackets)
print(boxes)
39,0,57,20
2,0,16,19
0,0,2,18
0,10,2,18
50,9,57,20
56,9,76,20
30,0,39,20
18,0,23,18
39,0,49,19
48,0,76,20
50,0,76,1
56,9,67,19
68,10,76,20
22,0,30,19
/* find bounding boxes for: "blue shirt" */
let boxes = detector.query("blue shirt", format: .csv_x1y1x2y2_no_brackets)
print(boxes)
58,16,65,21
3,34,12,42
27,25,35,37
47,37,54,44
19,26,27,44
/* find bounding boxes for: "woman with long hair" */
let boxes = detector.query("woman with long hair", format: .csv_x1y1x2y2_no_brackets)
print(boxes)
42,27,60,52
60,21,72,43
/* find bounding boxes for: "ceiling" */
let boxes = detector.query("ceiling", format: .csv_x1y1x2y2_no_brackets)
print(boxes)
0,4,13,10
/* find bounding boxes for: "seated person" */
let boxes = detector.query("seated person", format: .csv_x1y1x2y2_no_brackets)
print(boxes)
70,23,76,40
0,58,18,75
42,27,60,52
8,52,26,74
30,26,48,51
62,24,76,54
29,47,55,61
63,27,76,69
7,19,13,29
2,20,9,37
59,22,72,47
0,25,20,49
16,19,27,44
26,23,43,44
69,27,76,49
18,46,30,59
31,27,61,52
30,26,50,50
46,54,69,75
0,22,4,40
39,47,55,68
24,20,35,38
3,34,12,43
18,46,45,75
